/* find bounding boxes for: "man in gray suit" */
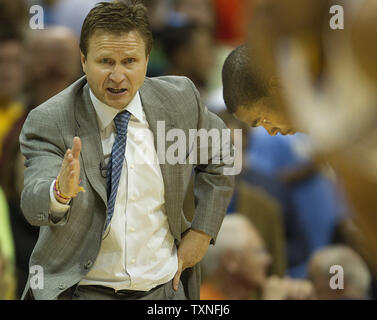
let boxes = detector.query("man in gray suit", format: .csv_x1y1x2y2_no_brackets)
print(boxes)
20,1,234,300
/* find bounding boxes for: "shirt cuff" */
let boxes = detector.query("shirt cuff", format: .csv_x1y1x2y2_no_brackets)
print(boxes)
49,179,71,214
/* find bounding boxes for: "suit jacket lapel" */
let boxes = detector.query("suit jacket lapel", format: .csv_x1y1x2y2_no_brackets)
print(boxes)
75,83,107,206
139,78,182,239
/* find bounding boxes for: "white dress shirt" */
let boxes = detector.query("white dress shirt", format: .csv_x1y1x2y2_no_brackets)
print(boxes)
49,90,178,292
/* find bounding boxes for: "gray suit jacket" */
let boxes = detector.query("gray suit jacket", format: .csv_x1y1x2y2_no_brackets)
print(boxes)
19,76,234,300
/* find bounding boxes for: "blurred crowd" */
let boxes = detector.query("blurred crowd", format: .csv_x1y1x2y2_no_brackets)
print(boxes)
0,0,376,300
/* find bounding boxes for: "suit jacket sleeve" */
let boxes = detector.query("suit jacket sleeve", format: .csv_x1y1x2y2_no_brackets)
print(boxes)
186,79,235,244
19,107,71,226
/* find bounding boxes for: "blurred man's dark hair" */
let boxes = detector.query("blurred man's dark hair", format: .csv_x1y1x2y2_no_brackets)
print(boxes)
80,1,153,57
222,44,270,114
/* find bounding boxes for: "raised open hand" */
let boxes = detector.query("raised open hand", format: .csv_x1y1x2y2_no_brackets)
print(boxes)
55,137,85,203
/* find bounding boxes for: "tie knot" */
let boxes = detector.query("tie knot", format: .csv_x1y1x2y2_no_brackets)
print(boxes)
114,111,131,136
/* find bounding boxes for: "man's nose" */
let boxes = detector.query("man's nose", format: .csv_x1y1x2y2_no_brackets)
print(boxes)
109,65,126,83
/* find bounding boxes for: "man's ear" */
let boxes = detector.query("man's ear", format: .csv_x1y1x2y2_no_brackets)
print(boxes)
80,51,87,74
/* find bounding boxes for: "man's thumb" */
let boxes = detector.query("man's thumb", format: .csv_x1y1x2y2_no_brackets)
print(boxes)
173,260,183,291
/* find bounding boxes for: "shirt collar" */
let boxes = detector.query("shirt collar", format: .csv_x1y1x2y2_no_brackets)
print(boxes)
89,89,144,131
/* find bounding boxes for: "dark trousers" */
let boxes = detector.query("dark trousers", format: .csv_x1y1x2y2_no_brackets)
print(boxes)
57,279,187,300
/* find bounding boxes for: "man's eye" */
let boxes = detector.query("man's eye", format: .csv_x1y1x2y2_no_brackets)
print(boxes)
101,58,112,64
125,58,135,64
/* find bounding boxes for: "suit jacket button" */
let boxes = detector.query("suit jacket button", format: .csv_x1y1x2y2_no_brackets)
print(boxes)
84,260,93,269
58,283,66,290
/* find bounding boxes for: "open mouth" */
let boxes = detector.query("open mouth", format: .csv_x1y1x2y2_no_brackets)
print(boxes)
107,88,127,95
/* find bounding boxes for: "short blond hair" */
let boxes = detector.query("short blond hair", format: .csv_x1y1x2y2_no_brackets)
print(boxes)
308,245,371,296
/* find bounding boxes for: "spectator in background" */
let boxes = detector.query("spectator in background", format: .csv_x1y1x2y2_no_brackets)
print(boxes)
0,27,26,186
332,217,377,299
142,0,173,77
168,0,236,97
1,26,82,299
241,136,312,278
149,0,217,81
247,127,345,278
217,110,287,277
25,27,82,107
207,97,310,277
0,0,28,300
201,214,316,300
308,245,371,300
159,22,215,100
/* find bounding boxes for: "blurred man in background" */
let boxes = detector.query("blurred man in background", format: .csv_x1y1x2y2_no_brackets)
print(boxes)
222,44,295,136
246,0,377,280
308,245,371,300
159,22,214,100
201,214,316,300
222,44,346,278
25,27,82,107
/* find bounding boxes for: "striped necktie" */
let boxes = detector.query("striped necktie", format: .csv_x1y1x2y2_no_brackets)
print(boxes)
104,110,132,231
